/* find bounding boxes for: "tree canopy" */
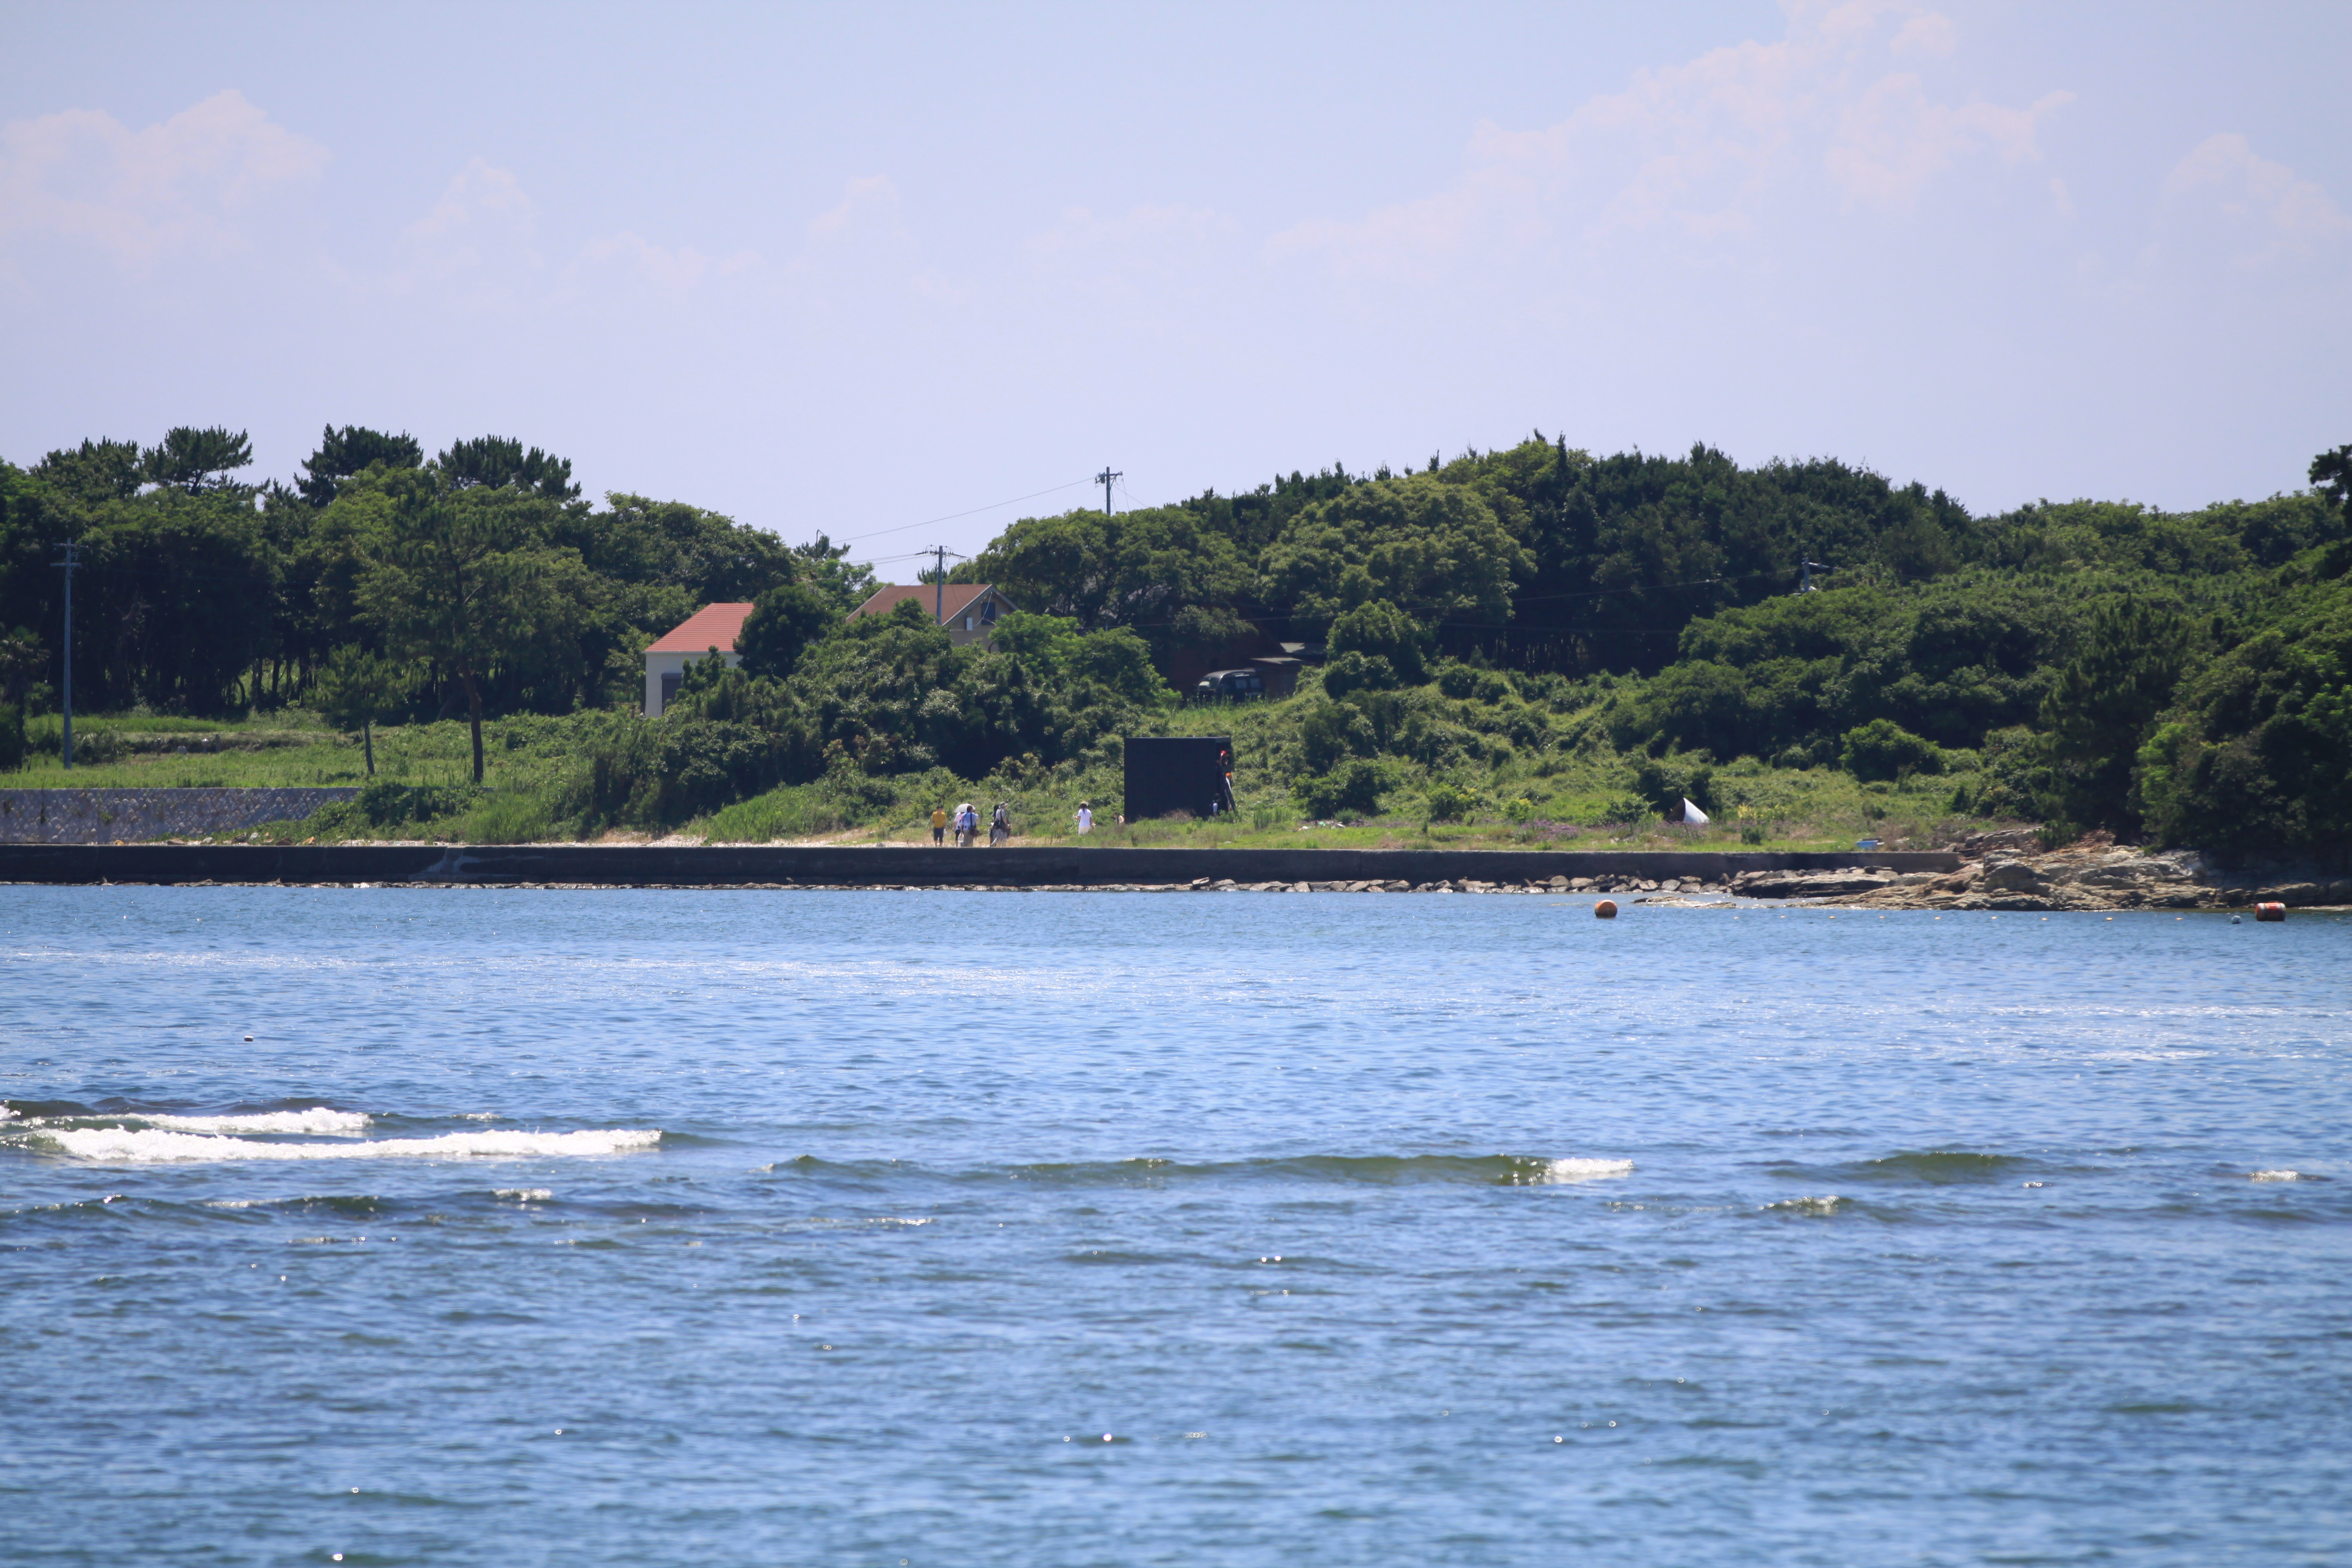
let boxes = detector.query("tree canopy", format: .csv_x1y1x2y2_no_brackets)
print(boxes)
7,415,2350,855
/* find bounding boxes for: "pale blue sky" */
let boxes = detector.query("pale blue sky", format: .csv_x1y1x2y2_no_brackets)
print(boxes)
4,1,2346,568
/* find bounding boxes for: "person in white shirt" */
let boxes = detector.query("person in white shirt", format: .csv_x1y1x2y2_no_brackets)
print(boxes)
1075,802,1093,835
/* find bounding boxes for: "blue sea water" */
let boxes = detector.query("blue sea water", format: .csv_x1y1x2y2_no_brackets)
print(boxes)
2,884,2348,1567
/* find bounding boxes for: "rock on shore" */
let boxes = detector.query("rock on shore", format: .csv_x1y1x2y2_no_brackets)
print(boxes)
1734,833,2351,913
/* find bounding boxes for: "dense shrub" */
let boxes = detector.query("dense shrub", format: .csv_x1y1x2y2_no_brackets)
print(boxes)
1839,719,1943,782
1327,599,1431,683
735,581,840,679
1632,754,1716,815
1295,758,1389,818
1422,779,1477,821
301,778,485,837
2134,575,2352,853
1320,649,1403,698
1947,726,2049,820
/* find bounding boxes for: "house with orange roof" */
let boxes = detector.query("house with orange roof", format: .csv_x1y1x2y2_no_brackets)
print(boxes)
850,583,1020,646
643,601,754,717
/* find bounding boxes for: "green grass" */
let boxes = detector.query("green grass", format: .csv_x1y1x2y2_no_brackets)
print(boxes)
5,700,2016,852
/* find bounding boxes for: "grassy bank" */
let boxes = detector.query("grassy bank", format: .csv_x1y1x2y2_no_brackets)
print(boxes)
4,699,2018,852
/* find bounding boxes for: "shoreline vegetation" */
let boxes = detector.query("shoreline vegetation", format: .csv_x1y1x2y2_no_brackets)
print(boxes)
4,705,2015,856
5,427,2349,863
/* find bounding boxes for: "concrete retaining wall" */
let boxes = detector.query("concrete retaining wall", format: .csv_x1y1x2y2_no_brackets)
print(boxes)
0,788,358,845
0,841,1959,886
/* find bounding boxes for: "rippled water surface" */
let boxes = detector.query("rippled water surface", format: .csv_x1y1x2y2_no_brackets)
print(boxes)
3,885,2348,1567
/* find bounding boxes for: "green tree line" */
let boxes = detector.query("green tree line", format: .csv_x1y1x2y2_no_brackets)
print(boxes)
0,424,871,775
5,420,2348,854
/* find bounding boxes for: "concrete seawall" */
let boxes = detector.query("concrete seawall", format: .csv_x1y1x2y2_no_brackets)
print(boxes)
0,788,358,845
0,842,1960,887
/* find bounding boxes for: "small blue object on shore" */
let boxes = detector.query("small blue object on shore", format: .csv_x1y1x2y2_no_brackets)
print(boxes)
1855,837,1880,850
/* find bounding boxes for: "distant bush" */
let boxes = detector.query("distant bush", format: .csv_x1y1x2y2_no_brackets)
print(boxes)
735,582,840,680
1839,719,1943,782
302,778,486,838
1947,725,2049,819
1327,599,1431,684
1632,754,1716,815
0,707,22,772
1320,649,1403,699
1295,758,1389,818
452,791,560,844
699,783,844,842
1423,779,1477,821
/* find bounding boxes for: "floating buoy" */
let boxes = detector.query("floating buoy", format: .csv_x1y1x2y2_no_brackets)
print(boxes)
1594,899,1618,919
2255,902,2286,922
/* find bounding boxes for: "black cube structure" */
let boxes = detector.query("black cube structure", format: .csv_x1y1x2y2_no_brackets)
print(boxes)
1123,736,1237,821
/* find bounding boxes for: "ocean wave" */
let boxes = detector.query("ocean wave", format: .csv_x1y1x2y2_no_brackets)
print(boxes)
133,1109,371,1135
769,1152,1632,1188
1537,1158,1636,1183
2249,1169,2322,1182
2,1104,370,1135
1764,1194,1846,1216
27,1127,662,1164
1766,1150,2029,1187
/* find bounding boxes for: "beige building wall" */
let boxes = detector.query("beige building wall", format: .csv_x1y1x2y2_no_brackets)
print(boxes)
644,649,741,717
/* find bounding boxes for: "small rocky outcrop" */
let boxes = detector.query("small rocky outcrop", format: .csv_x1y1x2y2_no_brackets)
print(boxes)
1729,869,1904,900
1755,840,2351,913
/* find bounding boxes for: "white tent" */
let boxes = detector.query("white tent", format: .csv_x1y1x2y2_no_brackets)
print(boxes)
1681,798,1711,826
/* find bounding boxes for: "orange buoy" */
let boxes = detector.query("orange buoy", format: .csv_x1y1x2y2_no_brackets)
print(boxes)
1594,899,1618,919
2254,902,2286,922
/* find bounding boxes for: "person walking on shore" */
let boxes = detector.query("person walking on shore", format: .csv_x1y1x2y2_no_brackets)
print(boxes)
1075,801,1093,835
931,806,947,845
955,802,978,847
989,802,1012,847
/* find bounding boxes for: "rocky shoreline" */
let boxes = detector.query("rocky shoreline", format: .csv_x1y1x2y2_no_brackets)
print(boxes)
4,832,2336,908
1716,831,2351,913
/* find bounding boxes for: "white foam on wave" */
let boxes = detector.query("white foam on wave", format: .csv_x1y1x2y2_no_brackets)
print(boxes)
33,1127,661,1164
136,1109,372,1135
1538,1158,1634,1184
2249,1169,2310,1182
493,1187,554,1201
1765,1194,1845,1215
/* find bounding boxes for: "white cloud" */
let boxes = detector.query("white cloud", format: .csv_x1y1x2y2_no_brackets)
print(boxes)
395,157,541,297
2161,132,2352,269
0,89,327,271
1827,77,2069,208
560,232,763,297
1275,0,2069,290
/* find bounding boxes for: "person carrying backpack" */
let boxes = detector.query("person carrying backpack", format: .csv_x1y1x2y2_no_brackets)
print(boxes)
989,802,1012,846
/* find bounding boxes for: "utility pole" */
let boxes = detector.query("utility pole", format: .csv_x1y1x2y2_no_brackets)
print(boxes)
54,541,78,769
1799,553,1829,592
1096,467,1121,516
925,545,966,624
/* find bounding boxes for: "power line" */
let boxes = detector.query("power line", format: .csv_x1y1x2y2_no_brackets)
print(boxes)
835,479,1094,545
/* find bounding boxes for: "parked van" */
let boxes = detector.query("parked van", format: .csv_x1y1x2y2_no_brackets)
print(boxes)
1193,669,1266,702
